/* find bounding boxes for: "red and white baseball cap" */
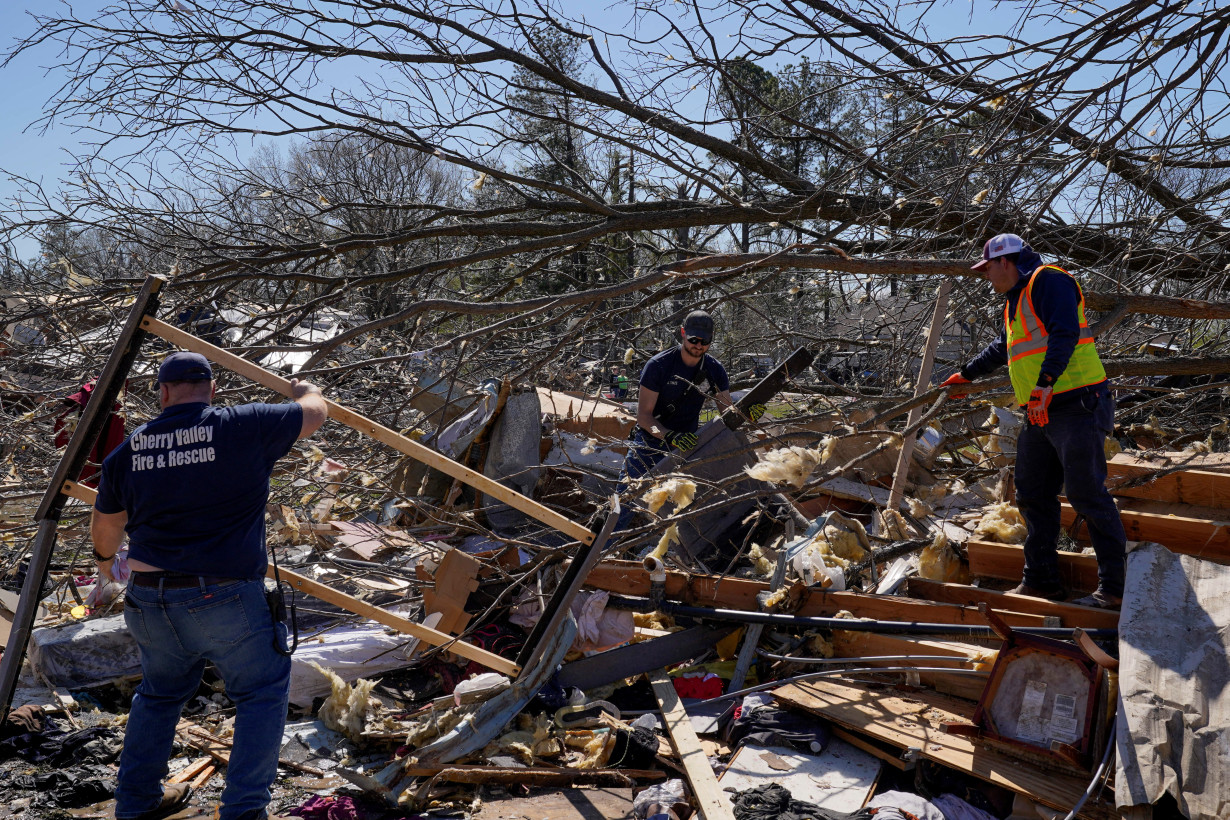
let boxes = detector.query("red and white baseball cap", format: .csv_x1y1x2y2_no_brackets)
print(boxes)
971,233,1024,270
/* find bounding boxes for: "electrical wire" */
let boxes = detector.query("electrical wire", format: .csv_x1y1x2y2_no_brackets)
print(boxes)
757,651,983,665
703,664,991,706
1062,730,1116,820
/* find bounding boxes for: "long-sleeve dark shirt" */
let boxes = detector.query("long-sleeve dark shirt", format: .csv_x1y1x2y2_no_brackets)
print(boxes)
961,262,1103,404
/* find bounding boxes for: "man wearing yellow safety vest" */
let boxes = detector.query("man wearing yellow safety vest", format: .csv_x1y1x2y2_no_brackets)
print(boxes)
941,233,1126,609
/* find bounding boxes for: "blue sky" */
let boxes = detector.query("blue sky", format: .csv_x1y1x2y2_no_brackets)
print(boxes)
1,5,97,259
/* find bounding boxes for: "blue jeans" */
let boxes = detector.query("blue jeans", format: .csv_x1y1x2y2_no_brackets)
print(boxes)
614,428,671,531
116,578,290,820
1015,387,1126,597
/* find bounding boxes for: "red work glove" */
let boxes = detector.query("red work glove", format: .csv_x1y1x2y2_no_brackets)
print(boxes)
1027,385,1054,426
940,373,971,400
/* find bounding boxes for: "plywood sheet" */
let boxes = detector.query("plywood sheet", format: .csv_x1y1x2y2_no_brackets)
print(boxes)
718,741,879,813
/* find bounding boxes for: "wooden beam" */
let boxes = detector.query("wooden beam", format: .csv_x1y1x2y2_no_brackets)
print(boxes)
773,679,1117,819
62,479,97,505
887,279,951,514
964,539,1099,592
1106,458,1230,507
649,670,736,820
1061,500,1230,564
584,560,1049,628
270,566,518,676
903,578,1120,630
140,316,594,546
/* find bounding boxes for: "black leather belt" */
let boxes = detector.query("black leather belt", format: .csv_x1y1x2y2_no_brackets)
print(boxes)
131,572,236,589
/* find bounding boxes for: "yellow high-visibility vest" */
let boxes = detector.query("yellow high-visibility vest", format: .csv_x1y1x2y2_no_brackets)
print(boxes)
1005,265,1106,405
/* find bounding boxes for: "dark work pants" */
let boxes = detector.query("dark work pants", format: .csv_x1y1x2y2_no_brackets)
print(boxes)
1014,387,1126,597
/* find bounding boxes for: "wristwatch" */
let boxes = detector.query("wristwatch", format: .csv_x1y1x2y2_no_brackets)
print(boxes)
92,547,114,562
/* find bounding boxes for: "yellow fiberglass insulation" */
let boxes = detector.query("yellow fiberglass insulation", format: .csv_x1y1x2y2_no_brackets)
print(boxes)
974,502,1028,544
653,523,681,557
403,705,469,748
624,347,636,365
918,532,970,584
793,519,869,584
878,509,910,540
573,732,615,769
744,444,827,488
907,497,933,518
807,633,834,659
763,587,791,609
634,611,676,631
312,662,378,743
747,543,775,577
642,478,697,514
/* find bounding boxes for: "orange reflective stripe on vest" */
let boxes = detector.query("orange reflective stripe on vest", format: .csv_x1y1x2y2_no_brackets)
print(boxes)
1006,266,1106,405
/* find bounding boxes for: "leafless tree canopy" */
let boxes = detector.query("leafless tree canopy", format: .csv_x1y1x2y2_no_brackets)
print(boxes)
3,1,1230,531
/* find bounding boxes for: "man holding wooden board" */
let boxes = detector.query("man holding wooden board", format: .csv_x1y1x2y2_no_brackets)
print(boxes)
91,351,327,820
941,233,1126,610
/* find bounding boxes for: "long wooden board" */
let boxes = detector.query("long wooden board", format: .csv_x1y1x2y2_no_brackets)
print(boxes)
1106,460,1230,507
1060,500,1230,564
141,317,594,546
269,566,518,676
584,561,1049,628
649,669,736,820
904,578,1120,630
773,678,1117,820
964,539,1099,592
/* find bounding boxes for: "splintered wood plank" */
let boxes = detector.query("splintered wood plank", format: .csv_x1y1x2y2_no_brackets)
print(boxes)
584,561,1047,628
1060,501,1230,564
964,539,1099,592
141,316,595,546
904,578,1121,630
772,678,1117,820
649,670,736,820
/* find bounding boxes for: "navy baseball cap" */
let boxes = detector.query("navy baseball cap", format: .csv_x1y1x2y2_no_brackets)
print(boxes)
682,310,714,342
158,351,213,383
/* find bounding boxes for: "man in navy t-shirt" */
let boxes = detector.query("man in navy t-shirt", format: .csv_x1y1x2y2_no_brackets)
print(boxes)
615,310,732,529
92,351,327,820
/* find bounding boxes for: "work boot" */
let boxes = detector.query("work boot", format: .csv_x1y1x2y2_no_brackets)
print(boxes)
1070,588,1123,610
128,783,193,820
1006,581,1067,602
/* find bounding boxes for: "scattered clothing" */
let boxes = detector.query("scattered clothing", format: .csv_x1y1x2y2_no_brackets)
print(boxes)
866,791,944,820
731,783,870,820
11,766,116,808
722,703,831,754
0,721,122,767
0,704,46,738
288,794,374,820
931,793,1000,820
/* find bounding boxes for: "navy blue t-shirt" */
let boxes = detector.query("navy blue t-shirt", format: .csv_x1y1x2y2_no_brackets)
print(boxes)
95,401,303,579
639,347,729,434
